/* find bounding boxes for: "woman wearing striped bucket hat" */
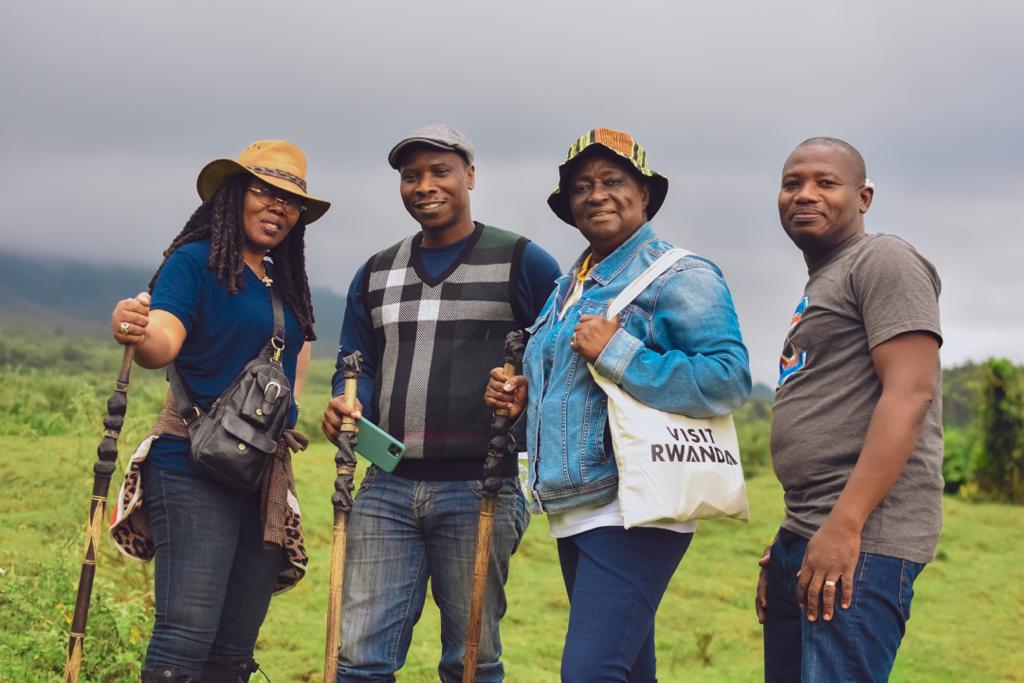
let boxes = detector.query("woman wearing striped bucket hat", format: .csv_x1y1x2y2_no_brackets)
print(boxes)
485,128,751,681
108,140,330,682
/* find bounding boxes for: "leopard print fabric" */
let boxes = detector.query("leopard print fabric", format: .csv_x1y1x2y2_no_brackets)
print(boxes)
109,435,308,594
274,490,308,593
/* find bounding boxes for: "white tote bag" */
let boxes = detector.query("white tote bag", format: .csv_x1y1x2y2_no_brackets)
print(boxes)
588,248,749,527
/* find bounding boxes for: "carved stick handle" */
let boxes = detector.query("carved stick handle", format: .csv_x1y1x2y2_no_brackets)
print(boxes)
64,345,135,683
463,331,527,683
325,352,362,682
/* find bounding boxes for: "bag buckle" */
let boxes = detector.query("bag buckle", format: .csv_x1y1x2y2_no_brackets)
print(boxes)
263,381,284,404
271,336,285,362
182,405,202,427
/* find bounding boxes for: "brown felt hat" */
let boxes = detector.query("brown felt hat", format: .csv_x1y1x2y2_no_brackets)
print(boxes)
547,128,668,227
196,140,331,224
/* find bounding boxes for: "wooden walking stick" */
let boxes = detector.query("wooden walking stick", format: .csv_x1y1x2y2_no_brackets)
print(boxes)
324,351,362,683
463,330,527,683
64,345,135,683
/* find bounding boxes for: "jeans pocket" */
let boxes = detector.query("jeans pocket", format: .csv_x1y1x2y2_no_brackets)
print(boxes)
898,560,925,621
357,465,380,494
511,485,529,555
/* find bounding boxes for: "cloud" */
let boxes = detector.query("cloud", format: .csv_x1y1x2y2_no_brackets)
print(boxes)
2,0,1022,382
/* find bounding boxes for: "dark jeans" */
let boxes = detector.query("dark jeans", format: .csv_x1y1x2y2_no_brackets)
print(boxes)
142,464,282,678
557,526,693,683
762,528,925,683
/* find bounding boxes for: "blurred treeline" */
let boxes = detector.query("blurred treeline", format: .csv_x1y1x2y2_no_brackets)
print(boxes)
0,326,333,441
942,359,1024,502
730,359,1024,503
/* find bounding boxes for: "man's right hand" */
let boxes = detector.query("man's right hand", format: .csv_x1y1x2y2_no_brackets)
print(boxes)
483,366,528,419
322,394,363,444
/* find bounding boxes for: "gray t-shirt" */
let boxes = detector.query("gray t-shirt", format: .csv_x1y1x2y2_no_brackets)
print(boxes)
771,233,943,564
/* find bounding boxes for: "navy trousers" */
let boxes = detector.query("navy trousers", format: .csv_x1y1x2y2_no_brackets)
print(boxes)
557,526,693,683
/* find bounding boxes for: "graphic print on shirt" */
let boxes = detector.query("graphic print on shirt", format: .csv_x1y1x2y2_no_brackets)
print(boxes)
777,295,808,388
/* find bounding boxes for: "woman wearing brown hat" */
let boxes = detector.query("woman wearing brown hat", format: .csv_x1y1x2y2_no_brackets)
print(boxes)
485,129,751,681
107,140,330,682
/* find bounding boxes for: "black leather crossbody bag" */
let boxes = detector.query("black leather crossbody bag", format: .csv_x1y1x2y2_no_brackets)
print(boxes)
168,277,293,492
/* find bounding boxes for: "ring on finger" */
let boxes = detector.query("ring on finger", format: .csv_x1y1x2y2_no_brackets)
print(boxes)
119,321,130,334
571,333,578,345
824,579,837,587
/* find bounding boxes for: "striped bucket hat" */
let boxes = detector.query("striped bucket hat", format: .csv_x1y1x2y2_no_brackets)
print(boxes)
547,128,669,227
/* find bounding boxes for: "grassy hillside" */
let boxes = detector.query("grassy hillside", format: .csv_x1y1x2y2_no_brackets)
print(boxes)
1,331,1022,681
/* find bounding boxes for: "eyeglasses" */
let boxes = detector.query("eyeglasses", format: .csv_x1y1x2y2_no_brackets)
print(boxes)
247,184,307,214
571,177,627,197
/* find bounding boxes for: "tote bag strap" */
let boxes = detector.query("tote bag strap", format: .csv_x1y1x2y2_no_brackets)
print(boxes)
606,248,693,319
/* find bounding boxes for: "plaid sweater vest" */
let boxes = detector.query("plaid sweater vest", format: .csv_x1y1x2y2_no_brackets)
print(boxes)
366,224,526,461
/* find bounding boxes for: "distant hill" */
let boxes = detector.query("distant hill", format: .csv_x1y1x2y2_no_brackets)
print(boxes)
0,251,346,357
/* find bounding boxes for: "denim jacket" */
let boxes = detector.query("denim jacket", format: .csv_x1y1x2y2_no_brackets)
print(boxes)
522,223,751,513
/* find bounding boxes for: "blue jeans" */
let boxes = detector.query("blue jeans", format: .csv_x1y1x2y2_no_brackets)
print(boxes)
762,528,925,683
143,464,282,677
336,467,528,683
557,526,693,683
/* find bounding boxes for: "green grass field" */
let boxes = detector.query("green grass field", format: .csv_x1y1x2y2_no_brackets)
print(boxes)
2,430,1023,681
0,347,1022,681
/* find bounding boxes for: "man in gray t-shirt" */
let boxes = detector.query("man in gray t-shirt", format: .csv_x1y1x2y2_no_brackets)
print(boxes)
756,138,942,683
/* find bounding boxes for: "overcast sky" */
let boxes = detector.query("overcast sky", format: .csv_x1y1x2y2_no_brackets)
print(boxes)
2,0,1021,383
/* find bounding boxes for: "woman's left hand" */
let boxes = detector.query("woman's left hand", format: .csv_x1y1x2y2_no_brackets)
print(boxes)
571,314,619,364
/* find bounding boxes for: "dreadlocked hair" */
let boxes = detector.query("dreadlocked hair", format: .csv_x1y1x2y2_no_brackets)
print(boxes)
269,222,316,341
147,173,317,340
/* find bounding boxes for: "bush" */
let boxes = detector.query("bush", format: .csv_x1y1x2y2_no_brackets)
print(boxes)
734,399,772,473
942,426,977,493
0,366,169,440
973,358,1024,502
0,545,150,682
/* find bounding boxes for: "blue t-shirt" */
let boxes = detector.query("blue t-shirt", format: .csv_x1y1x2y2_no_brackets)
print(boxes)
147,240,306,471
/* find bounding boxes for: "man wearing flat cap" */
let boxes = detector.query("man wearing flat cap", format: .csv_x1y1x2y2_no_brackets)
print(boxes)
322,124,561,682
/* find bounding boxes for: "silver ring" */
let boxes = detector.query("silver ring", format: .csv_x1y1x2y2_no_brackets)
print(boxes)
571,334,578,345
119,321,130,334
824,579,837,588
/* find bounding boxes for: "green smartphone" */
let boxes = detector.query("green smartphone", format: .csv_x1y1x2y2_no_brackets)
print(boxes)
354,417,405,472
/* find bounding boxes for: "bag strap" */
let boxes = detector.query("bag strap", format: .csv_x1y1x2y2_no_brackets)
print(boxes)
167,361,201,427
268,273,285,351
168,266,286,427
606,248,693,319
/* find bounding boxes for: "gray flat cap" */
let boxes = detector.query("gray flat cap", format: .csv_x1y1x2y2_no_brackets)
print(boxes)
388,124,475,169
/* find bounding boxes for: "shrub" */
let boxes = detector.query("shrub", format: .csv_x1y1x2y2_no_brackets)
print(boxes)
0,546,150,682
973,358,1024,502
734,399,772,473
942,426,977,493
